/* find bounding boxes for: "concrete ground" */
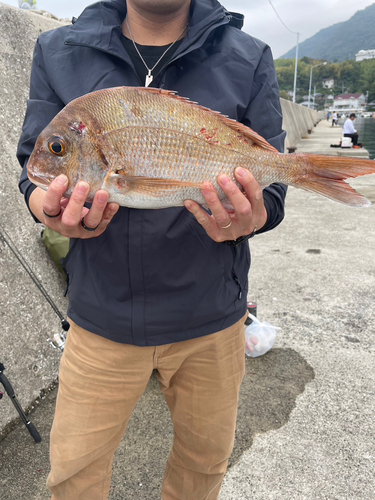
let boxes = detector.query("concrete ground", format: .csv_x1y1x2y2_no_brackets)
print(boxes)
1,117,374,499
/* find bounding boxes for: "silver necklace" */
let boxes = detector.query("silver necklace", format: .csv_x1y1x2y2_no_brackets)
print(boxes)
125,17,188,87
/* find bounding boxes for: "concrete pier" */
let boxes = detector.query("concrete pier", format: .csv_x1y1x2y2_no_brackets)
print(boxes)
0,4,374,500
293,117,370,159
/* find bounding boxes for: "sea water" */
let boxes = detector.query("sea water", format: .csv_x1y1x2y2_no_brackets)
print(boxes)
355,117,375,160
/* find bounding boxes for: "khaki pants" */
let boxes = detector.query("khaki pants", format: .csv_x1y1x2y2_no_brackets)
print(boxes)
47,317,246,500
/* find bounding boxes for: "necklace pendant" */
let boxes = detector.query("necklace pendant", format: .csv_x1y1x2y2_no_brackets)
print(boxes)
145,71,153,87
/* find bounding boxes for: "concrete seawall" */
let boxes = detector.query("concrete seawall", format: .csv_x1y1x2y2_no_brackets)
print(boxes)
280,98,321,152
0,3,69,436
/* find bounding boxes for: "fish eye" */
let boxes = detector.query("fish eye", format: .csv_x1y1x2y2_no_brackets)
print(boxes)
48,137,66,156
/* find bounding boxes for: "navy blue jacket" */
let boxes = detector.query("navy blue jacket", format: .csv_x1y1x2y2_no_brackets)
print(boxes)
18,0,287,346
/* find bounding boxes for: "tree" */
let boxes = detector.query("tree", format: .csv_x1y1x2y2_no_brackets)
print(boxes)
274,57,375,104
279,90,291,100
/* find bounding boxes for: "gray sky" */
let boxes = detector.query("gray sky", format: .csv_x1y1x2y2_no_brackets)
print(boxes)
3,0,375,58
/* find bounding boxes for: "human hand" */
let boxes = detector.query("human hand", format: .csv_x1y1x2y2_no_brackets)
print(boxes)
184,167,267,243
39,175,119,239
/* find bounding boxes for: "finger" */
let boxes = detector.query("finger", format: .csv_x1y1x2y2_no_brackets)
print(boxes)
234,168,268,232
42,175,68,218
102,202,120,223
93,202,120,233
234,168,263,213
200,182,235,231
61,181,90,229
81,190,110,230
234,168,267,227
184,200,223,240
217,173,252,224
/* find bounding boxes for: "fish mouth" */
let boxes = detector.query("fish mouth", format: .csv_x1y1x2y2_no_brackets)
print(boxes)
27,170,56,191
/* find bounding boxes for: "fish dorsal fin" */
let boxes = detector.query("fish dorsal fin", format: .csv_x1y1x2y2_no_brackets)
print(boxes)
128,87,278,153
221,118,279,152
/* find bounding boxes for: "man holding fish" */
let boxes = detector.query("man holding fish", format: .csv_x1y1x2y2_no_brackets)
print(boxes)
17,0,296,498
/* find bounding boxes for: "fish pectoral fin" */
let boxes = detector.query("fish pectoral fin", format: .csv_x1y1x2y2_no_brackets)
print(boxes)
103,172,202,194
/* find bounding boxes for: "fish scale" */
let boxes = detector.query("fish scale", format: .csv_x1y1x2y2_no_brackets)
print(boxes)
27,86,375,208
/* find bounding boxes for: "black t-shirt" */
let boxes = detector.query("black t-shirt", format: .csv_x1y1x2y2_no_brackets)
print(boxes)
121,36,183,86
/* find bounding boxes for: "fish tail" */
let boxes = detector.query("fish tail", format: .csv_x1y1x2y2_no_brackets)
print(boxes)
292,153,375,207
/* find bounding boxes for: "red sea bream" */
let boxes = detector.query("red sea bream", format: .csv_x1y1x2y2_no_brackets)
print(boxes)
27,87,375,208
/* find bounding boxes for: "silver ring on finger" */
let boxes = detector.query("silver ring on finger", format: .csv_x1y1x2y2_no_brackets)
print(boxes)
81,217,100,232
220,220,232,229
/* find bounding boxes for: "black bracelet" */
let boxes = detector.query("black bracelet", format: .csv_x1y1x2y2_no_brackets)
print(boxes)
224,227,257,247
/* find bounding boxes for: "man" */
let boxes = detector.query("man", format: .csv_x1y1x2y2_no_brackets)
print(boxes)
343,113,359,146
17,1,287,498
331,110,338,127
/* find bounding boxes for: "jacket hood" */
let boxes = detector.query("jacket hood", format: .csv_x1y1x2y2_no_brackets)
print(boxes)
65,0,243,52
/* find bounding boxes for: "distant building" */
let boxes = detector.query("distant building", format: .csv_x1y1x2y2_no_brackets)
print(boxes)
331,93,366,113
355,49,375,61
300,101,318,109
322,78,334,89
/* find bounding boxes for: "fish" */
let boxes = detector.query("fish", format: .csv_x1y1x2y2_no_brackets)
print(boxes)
27,86,375,208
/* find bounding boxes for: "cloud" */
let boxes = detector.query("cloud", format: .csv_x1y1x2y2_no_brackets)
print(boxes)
4,0,375,58
236,0,375,58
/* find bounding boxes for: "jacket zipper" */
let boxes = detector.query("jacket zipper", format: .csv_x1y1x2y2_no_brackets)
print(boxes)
63,273,69,297
230,246,243,300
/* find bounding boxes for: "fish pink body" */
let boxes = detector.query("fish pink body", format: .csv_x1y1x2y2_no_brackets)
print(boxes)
27,87,375,208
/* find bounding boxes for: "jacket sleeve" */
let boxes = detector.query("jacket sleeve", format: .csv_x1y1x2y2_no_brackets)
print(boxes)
242,43,287,235
17,36,65,222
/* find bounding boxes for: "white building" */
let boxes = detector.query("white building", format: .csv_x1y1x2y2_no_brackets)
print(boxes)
355,49,375,62
300,101,318,109
322,78,334,89
331,93,366,113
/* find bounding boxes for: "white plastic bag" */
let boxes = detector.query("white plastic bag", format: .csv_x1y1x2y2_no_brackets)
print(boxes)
245,313,281,358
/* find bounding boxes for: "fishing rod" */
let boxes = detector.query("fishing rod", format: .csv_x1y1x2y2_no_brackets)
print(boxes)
0,363,41,443
0,226,70,348
0,226,69,441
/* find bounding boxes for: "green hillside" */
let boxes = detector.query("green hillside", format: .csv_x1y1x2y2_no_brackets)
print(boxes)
274,58,375,106
280,3,375,62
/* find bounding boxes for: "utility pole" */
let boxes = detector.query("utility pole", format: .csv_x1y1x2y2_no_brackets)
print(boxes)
268,1,299,103
308,62,327,109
